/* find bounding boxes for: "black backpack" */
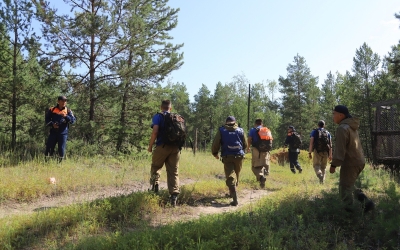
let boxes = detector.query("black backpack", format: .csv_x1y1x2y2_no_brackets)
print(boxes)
314,128,330,153
291,132,302,149
159,112,186,149
254,127,273,152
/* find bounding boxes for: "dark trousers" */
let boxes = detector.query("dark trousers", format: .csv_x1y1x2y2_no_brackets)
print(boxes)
288,151,301,170
45,133,68,159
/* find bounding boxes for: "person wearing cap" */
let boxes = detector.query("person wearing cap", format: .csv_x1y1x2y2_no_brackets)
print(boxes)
247,118,272,188
211,116,247,206
45,96,76,162
283,126,303,173
148,100,180,206
330,105,374,212
308,120,332,184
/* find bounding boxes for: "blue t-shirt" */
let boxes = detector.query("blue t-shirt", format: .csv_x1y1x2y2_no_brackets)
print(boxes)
151,111,169,146
248,126,261,145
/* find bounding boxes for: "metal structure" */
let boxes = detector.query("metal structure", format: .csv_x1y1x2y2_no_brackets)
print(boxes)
371,99,400,169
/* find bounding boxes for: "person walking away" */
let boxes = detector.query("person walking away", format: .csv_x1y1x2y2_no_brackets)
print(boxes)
308,120,332,184
284,126,302,173
247,119,273,188
148,100,185,207
212,116,247,206
45,95,76,162
330,105,374,212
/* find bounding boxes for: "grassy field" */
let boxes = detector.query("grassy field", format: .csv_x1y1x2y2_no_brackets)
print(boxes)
1,149,400,249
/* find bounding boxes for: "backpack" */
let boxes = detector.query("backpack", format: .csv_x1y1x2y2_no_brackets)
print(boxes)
159,112,186,149
290,132,302,149
254,127,273,152
314,128,330,153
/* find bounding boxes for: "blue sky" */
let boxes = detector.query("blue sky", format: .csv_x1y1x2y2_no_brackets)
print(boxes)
166,0,400,100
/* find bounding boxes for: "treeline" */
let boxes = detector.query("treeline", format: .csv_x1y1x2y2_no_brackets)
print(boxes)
0,1,399,161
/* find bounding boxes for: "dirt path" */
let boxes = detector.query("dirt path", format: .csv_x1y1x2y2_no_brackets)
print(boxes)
150,188,271,226
0,179,271,221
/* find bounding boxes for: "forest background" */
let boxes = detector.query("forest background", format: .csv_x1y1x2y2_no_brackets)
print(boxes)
0,0,399,163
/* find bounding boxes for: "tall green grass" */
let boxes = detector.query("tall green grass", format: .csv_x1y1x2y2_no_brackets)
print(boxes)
1,150,400,249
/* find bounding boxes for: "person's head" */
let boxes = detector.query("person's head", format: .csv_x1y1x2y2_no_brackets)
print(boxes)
254,118,263,126
333,105,352,124
57,96,67,108
225,116,236,125
288,125,295,133
318,120,325,128
161,99,172,112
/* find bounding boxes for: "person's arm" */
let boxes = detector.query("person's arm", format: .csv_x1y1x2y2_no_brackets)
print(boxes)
328,134,333,161
330,126,348,173
65,109,76,124
308,137,314,159
211,129,222,159
247,137,252,153
283,135,290,151
242,132,248,153
148,125,159,153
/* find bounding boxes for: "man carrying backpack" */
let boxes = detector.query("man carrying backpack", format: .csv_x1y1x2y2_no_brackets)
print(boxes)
148,100,185,207
284,126,303,174
247,119,273,188
45,95,76,162
308,120,332,184
212,116,247,206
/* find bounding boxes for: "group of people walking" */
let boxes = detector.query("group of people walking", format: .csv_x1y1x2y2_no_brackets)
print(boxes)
146,100,374,213
44,97,374,212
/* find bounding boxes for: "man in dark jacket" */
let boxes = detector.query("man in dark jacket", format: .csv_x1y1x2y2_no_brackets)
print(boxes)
330,105,374,212
284,126,302,174
212,116,247,206
45,96,76,162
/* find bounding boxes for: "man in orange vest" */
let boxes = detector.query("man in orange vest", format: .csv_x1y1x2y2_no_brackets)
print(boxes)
247,119,273,188
45,96,76,162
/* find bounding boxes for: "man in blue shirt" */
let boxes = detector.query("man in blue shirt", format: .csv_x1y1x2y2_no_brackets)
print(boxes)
148,100,180,206
308,120,332,184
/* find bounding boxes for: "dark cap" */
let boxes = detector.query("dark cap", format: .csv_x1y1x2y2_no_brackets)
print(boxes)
226,116,236,124
58,96,67,101
288,125,295,131
334,105,352,118
318,120,325,127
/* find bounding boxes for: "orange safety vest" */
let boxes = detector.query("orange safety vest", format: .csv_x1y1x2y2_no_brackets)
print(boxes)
50,106,69,116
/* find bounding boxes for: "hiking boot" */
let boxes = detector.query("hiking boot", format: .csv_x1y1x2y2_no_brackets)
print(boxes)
260,176,266,188
151,183,159,193
317,174,324,184
170,193,178,207
290,168,296,174
296,165,302,173
363,200,375,213
229,186,238,206
230,191,238,206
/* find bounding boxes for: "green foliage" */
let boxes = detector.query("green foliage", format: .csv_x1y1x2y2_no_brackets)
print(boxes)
279,54,320,148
